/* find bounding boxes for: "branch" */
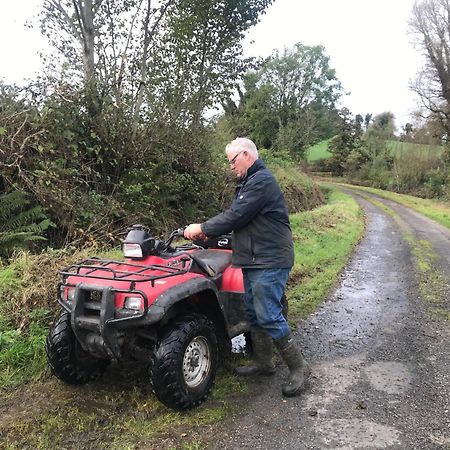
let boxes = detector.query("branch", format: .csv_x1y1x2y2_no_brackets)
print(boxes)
72,0,87,46
10,115,28,152
46,0,83,42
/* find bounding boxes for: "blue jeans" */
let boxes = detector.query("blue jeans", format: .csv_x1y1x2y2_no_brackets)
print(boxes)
242,268,291,341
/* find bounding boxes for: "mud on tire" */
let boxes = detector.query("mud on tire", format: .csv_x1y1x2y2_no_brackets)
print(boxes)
46,310,109,385
150,314,218,410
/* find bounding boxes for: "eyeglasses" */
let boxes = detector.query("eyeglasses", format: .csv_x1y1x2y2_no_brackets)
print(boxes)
229,151,245,166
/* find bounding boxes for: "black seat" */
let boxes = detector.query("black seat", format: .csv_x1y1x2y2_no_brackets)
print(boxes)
189,250,232,277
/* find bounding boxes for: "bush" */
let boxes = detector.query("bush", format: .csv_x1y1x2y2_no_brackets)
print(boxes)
260,148,324,212
0,83,230,248
423,168,448,198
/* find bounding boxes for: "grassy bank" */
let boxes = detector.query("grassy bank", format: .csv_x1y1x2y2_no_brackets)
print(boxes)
0,186,364,449
339,183,450,230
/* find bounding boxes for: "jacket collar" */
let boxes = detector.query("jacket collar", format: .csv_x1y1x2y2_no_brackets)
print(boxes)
245,158,265,179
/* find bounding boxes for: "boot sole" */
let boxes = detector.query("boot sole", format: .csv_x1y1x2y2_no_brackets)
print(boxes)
281,367,311,397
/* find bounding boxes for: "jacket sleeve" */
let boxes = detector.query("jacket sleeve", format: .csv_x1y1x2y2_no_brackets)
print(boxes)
201,173,268,237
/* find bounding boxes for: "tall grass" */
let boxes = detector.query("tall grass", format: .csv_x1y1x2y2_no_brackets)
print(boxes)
0,309,50,388
0,248,122,389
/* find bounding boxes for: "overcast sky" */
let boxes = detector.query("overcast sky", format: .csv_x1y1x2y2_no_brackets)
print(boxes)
1,0,423,129
243,0,423,128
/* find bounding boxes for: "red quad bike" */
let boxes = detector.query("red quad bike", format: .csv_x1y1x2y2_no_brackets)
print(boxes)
46,225,286,410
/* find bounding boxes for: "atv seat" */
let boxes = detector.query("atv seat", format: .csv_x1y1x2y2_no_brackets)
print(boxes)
189,250,232,277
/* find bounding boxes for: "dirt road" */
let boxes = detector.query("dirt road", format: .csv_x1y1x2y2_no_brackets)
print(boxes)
205,187,450,449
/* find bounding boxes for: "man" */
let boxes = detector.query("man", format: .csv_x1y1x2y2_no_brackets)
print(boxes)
184,137,310,397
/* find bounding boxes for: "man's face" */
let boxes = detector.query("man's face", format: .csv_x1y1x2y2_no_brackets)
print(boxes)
226,149,248,178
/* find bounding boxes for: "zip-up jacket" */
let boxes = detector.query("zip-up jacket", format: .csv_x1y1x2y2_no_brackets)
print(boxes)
201,159,294,268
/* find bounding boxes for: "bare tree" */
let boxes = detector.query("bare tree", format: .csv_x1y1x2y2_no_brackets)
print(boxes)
410,0,450,138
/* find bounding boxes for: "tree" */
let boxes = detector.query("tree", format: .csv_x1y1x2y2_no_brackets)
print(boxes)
144,0,274,129
364,113,372,130
40,0,172,119
328,108,364,175
2,1,275,246
410,0,450,138
371,111,396,138
400,122,414,142
40,0,273,128
260,43,342,128
222,42,343,156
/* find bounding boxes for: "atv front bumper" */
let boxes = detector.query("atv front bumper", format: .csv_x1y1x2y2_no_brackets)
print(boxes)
58,283,165,359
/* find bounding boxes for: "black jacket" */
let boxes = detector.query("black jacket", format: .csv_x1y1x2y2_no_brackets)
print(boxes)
201,159,294,268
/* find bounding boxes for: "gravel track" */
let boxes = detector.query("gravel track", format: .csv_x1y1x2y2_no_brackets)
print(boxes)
203,187,450,450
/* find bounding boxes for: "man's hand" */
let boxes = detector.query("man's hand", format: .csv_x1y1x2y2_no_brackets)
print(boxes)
184,223,206,240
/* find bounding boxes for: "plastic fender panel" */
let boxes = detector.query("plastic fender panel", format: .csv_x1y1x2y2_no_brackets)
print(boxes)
220,266,244,293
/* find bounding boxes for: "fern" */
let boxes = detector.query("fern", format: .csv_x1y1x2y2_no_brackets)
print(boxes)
0,190,54,258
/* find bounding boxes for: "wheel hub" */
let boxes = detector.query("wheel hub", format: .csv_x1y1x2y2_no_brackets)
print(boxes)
183,336,211,388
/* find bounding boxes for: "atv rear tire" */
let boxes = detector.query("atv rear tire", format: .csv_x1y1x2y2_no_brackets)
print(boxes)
150,314,218,410
46,310,109,385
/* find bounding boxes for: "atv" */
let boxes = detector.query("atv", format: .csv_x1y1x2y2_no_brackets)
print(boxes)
46,225,286,410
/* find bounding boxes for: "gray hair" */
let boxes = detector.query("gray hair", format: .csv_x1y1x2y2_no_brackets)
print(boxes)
225,137,259,158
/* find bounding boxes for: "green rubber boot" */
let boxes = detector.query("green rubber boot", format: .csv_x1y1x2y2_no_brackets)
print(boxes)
235,326,276,376
274,333,310,397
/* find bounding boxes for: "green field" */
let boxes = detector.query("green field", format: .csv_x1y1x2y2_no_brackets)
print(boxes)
387,140,443,158
306,138,333,162
306,138,444,163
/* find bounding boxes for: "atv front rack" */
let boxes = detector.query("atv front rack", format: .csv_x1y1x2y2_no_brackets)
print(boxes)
60,257,189,288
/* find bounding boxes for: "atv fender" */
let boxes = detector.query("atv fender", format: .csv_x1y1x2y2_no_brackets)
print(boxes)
148,277,224,316
147,277,226,324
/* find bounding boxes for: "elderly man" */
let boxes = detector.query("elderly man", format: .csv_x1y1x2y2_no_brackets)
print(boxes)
184,137,310,397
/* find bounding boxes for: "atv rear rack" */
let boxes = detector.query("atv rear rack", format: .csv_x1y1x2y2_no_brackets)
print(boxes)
60,257,190,287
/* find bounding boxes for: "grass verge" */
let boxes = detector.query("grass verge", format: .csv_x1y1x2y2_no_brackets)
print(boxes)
338,183,450,230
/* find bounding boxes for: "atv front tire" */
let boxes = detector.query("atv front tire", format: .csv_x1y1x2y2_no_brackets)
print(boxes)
46,310,109,385
150,314,218,410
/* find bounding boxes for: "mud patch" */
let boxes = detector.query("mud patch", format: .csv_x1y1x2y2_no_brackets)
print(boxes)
363,361,412,395
316,418,401,448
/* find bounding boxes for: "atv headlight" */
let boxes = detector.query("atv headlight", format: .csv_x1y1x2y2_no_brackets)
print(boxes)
66,287,76,302
123,243,143,258
124,296,143,311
